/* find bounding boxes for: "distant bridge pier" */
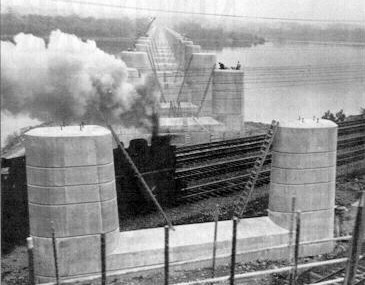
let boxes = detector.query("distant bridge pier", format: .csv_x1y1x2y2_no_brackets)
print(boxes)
212,69,245,136
119,51,151,75
187,53,216,115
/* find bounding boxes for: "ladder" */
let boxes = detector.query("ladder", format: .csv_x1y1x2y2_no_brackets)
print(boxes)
183,117,191,145
233,120,279,219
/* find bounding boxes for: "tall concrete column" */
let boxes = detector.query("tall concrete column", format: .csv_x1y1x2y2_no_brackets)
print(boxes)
212,69,244,134
187,53,216,115
25,125,120,283
268,119,337,242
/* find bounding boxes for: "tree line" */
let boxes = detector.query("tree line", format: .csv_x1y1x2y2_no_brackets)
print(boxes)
1,13,150,40
174,22,265,50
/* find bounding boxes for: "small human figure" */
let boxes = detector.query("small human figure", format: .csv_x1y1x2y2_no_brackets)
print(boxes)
236,61,241,70
218,62,225,70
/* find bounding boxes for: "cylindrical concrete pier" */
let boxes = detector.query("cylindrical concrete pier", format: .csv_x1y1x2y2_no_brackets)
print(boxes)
25,125,119,282
268,119,337,241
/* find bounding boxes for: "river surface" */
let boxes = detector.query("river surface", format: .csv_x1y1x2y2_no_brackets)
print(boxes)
2,41,365,145
207,41,365,123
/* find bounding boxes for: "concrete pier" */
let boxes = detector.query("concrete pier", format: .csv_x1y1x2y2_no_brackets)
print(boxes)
212,69,245,134
185,44,201,63
269,119,337,242
119,51,151,74
187,53,216,115
25,126,120,283
135,43,148,52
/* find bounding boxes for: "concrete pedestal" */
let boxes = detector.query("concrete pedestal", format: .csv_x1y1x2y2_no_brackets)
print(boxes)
269,119,338,242
25,126,120,283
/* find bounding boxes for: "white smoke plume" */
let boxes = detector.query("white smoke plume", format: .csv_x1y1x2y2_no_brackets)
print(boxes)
1,30,159,129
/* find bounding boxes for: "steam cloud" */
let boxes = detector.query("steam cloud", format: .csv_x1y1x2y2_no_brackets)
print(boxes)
1,30,159,129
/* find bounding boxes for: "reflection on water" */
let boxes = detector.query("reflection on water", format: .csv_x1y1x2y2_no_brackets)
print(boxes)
211,42,365,123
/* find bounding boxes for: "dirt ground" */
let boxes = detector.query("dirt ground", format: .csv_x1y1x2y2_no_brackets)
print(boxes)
2,170,364,285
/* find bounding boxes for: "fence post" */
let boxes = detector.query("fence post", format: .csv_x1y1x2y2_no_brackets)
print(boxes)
51,222,60,285
344,190,365,285
165,225,170,285
288,197,296,285
291,211,301,285
212,204,219,279
27,237,35,285
101,233,106,285
230,217,238,285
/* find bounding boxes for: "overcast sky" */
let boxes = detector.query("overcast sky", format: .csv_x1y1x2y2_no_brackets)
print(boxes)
2,0,365,23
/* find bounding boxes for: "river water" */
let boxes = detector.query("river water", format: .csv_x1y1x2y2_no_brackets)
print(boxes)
208,41,365,123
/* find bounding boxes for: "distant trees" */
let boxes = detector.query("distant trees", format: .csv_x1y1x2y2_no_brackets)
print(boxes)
0,13,150,53
322,109,346,123
174,22,265,49
0,13,149,40
256,22,365,44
